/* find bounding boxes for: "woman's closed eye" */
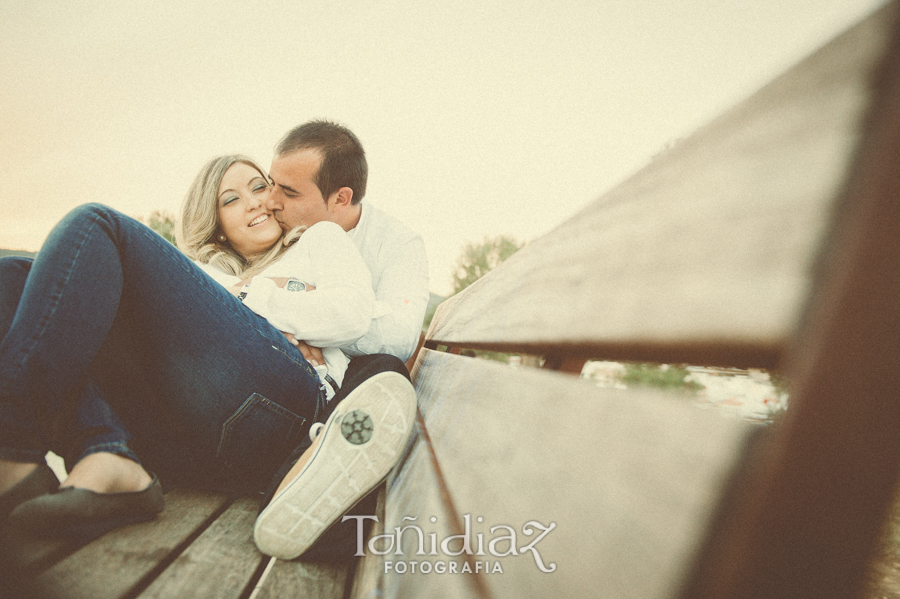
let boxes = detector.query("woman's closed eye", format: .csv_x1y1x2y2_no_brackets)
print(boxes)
222,195,239,207
249,177,269,193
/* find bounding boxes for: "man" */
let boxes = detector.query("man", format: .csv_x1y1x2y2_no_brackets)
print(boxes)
267,119,429,364
253,120,430,560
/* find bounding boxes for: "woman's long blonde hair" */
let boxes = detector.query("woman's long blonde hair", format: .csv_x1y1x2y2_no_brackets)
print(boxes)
176,154,304,279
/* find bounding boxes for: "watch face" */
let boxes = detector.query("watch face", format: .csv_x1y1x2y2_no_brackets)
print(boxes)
286,279,306,292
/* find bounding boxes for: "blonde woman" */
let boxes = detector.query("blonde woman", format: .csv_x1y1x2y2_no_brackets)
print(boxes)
177,155,374,401
0,155,416,559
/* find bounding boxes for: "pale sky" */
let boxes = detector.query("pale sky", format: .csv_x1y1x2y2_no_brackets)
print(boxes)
0,0,886,296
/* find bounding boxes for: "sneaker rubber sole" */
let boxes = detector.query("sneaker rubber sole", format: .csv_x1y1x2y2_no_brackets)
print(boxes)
253,371,417,559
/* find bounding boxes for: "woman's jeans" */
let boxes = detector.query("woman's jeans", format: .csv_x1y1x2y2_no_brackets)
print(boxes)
0,204,324,493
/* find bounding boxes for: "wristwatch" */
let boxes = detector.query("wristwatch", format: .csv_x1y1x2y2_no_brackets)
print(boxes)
286,279,307,292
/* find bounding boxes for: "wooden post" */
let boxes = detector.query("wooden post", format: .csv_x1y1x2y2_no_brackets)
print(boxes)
541,355,587,374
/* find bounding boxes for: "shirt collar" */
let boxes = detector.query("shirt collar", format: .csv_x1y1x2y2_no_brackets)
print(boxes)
347,202,366,238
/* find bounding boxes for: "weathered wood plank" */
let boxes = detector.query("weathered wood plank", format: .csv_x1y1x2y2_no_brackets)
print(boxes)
139,497,265,599
346,483,386,599
410,349,754,599
427,3,895,370
251,558,348,599
541,355,586,374
381,432,483,599
10,528,83,573
37,489,229,599
679,3,900,597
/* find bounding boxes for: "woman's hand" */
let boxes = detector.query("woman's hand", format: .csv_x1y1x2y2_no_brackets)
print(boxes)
282,332,325,366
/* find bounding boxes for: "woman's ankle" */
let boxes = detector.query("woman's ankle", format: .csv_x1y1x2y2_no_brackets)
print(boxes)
0,460,39,496
62,452,152,494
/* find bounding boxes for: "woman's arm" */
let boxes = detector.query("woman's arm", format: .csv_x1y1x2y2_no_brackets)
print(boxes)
239,222,375,348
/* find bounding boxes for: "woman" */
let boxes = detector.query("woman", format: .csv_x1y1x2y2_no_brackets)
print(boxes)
178,156,372,401
0,155,413,555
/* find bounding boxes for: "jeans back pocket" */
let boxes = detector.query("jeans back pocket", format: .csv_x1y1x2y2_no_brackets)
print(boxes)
217,393,306,488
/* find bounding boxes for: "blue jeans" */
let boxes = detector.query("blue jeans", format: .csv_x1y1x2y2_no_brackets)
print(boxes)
0,204,324,493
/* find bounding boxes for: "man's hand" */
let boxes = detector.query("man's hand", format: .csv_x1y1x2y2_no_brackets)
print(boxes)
282,333,325,367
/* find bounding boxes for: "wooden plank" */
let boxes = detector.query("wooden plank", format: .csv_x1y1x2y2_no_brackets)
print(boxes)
679,4,900,598
380,433,483,599
346,483,386,599
37,489,229,599
411,348,755,599
541,355,586,374
139,497,265,599
426,3,895,370
252,559,348,599
11,528,83,573
405,331,426,374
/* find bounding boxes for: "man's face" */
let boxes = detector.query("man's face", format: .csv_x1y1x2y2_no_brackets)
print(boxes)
267,148,335,230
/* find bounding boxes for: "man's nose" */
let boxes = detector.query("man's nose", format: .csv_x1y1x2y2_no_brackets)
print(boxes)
266,187,280,210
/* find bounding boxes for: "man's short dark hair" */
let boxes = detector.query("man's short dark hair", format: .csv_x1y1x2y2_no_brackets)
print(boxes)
275,120,367,204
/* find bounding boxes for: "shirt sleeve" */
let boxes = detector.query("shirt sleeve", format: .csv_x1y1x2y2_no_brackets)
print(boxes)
240,222,375,348
343,235,430,362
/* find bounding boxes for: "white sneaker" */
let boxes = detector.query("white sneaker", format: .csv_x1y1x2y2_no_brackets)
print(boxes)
253,371,417,559
308,422,325,442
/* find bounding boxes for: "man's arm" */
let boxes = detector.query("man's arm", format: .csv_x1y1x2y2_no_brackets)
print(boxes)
245,279,328,367
343,236,429,362
239,222,375,348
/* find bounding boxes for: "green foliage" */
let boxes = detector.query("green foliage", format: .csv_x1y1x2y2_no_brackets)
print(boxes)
451,235,523,295
618,362,702,393
0,248,36,259
447,235,524,363
422,293,444,332
143,210,176,245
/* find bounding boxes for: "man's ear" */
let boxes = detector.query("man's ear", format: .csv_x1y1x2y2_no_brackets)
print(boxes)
329,187,354,210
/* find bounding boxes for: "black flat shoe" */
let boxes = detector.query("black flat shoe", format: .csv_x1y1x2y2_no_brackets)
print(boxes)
9,474,165,538
0,463,59,521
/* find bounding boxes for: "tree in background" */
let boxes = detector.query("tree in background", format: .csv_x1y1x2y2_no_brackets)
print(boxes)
142,210,176,245
451,235,522,295
446,235,524,363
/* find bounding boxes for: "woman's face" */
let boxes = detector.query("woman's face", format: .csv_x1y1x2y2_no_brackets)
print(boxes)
217,162,282,260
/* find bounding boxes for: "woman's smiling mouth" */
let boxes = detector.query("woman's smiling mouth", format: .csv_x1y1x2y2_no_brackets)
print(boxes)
249,214,269,227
